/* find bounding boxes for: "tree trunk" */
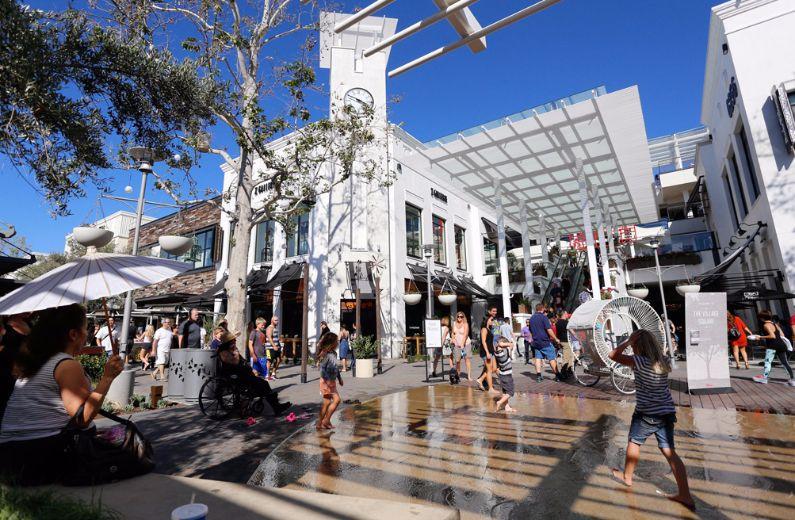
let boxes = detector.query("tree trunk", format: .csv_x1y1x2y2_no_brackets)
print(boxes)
225,148,255,355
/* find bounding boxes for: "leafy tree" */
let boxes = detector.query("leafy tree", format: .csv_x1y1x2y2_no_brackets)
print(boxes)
0,0,218,216
100,0,391,350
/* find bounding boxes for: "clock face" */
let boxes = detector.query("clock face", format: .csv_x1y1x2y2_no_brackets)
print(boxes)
344,88,374,113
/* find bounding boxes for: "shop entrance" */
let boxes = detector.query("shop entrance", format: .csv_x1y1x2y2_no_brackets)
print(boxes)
340,298,376,338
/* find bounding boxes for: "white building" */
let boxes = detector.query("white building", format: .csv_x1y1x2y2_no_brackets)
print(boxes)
64,211,155,255
219,12,659,356
694,0,795,315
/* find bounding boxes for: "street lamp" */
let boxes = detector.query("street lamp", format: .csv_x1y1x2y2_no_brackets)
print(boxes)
647,237,675,368
422,243,436,319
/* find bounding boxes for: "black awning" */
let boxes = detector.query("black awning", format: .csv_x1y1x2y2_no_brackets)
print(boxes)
481,218,523,249
697,223,763,287
186,275,228,305
135,292,193,308
247,269,272,293
0,277,24,297
407,263,442,286
457,276,491,299
260,262,304,291
727,286,795,303
0,255,36,277
347,261,375,296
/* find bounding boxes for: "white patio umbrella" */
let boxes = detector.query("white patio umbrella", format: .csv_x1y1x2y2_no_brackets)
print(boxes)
0,251,192,352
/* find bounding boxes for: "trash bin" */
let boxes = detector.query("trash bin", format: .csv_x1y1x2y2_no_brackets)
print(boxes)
183,348,216,402
167,348,187,398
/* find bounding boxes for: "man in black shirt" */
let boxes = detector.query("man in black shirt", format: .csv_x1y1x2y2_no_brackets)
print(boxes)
179,308,203,349
556,311,573,379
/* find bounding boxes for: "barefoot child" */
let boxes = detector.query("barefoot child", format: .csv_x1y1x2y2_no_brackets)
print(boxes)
317,332,343,430
494,337,515,413
608,329,695,511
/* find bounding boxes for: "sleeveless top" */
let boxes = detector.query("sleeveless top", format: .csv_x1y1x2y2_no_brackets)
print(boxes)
631,355,675,415
764,322,787,353
267,326,281,348
0,352,88,442
453,323,467,347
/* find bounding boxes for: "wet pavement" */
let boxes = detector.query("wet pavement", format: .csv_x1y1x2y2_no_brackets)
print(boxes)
250,386,795,519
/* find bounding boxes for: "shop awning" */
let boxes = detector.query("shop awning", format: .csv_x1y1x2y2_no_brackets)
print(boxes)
456,275,491,299
0,255,36,276
697,223,764,287
727,286,795,304
246,269,272,294
481,218,523,250
135,292,193,308
259,262,304,292
407,263,442,286
407,263,491,299
347,261,375,296
186,275,228,305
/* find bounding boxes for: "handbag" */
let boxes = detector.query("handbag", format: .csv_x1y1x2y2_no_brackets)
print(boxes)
61,405,155,486
442,338,452,357
727,318,741,341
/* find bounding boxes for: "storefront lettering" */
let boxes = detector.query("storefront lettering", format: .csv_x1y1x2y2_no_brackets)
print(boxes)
431,188,448,204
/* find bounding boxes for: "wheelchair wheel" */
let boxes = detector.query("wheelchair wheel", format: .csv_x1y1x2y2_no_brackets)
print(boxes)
199,377,235,420
573,354,601,387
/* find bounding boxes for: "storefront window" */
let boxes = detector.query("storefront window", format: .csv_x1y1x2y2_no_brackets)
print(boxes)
286,213,309,257
254,220,274,263
161,227,215,269
728,152,748,217
406,204,422,259
454,225,467,271
737,124,760,203
432,215,446,265
483,237,497,275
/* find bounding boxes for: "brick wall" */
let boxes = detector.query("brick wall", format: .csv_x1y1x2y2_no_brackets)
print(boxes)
135,198,222,299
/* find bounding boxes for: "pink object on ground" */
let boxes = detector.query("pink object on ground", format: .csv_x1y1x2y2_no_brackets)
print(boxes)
246,416,257,426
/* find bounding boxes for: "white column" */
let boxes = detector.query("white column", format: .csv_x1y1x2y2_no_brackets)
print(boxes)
607,214,616,256
577,160,601,301
495,180,512,318
520,204,533,299
596,205,611,292
539,215,548,266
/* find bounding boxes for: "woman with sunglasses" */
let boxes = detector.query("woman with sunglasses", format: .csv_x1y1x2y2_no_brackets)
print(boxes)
453,312,471,381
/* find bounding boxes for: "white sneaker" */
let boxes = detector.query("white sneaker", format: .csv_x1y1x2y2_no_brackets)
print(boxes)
753,375,768,384
788,380,795,387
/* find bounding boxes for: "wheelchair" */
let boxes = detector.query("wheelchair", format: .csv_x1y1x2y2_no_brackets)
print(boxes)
198,355,266,420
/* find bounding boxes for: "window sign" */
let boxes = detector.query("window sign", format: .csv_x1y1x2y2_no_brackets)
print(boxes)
432,215,446,264
406,204,422,258
726,77,738,117
454,225,467,271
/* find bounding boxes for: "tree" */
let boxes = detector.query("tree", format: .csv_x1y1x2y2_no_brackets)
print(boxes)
0,0,218,216
100,1,390,351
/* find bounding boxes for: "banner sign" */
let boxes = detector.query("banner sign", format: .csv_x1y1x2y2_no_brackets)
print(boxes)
685,292,731,392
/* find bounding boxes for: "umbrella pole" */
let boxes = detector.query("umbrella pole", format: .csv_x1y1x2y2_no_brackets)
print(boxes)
102,297,118,356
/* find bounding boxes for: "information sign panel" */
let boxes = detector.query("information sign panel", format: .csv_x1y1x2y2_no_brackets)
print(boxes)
685,292,731,392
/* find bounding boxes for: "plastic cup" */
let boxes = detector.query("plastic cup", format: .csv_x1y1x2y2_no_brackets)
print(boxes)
171,503,208,520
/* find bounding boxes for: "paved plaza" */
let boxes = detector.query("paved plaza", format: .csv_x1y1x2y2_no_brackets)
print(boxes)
251,385,795,519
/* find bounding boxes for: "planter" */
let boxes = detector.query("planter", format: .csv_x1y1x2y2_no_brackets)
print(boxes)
73,226,114,248
403,293,421,305
437,293,456,306
627,287,649,299
355,358,374,378
676,283,701,296
159,235,193,256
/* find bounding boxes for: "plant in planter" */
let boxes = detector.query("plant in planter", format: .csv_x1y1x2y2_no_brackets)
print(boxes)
517,297,531,314
676,280,701,296
351,335,378,378
626,284,649,299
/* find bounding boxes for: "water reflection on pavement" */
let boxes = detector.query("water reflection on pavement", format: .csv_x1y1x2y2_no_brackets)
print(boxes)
250,386,795,519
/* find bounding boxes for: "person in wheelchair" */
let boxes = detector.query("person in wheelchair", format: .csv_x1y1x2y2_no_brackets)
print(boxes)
216,331,291,416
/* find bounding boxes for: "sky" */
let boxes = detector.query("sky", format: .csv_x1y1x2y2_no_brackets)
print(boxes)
2,0,722,253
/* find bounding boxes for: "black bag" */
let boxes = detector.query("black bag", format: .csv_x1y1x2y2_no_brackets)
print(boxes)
728,327,740,341
61,406,155,486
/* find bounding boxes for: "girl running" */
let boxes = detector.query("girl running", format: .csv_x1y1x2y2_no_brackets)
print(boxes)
608,329,695,511
316,332,343,430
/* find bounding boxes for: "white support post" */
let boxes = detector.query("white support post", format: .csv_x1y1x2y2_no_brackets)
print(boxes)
577,160,601,301
596,205,611,293
539,215,548,266
520,204,534,299
495,181,512,318
607,214,616,256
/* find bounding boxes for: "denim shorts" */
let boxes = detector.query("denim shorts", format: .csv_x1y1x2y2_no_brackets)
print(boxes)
629,412,676,449
534,343,556,361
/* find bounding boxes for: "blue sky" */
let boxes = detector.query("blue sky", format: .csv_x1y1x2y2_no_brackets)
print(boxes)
3,0,720,253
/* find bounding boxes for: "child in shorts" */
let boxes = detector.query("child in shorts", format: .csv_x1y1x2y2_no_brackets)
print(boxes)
608,329,695,511
316,332,344,430
494,337,515,413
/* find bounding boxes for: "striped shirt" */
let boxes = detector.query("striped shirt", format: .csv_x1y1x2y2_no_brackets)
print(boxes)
0,352,90,442
632,355,675,415
494,348,512,376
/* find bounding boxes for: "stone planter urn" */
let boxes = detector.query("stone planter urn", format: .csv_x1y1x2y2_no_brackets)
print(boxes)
159,235,193,256
355,358,374,378
73,227,114,248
